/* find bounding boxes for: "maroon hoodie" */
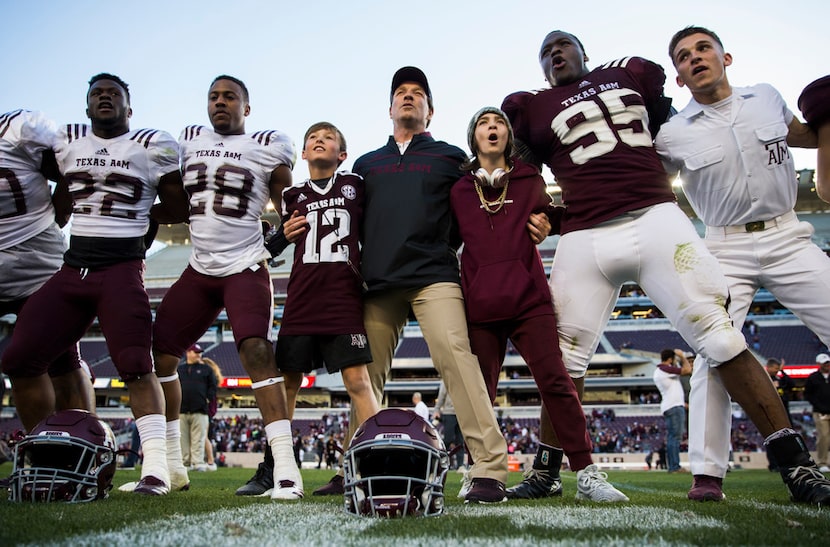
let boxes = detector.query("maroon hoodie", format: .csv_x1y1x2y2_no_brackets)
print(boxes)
450,158,555,324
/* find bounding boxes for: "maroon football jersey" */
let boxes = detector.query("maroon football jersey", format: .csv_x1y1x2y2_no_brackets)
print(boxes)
502,57,675,233
279,172,366,335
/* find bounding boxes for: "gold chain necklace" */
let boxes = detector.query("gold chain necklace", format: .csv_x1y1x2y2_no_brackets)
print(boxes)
474,179,510,214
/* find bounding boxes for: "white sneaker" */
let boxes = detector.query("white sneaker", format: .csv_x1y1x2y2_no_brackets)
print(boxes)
205,463,218,472
192,463,208,472
575,464,629,502
272,448,304,500
118,481,138,493
457,469,472,499
819,465,830,474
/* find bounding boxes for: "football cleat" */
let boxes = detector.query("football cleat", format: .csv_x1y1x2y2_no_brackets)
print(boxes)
133,475,169,496
169,463,191,491
271,458,303,500
271,479,304,501
575,464,629,502
782,465,830,506
235,460,274,496
506,468,563,499
312,474,344,496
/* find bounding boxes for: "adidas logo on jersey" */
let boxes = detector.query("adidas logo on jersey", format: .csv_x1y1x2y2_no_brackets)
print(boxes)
297,193,307,202
214,142,224,147
578,80,592,89
95,147,110,155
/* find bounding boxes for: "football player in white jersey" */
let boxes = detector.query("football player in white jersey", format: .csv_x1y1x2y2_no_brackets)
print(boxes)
2,73,190,496
0,109,94,429
152,75,304,500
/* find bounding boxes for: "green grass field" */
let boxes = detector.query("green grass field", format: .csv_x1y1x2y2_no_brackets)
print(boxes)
1,464,828,546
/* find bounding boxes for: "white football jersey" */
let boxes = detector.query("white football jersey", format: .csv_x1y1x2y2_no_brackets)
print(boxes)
53,124,180,238
0,110,59,250
180,125,295,276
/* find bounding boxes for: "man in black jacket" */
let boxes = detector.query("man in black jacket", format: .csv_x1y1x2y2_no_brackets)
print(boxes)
805,354,830,473
316,67,514,504
178,344,217,471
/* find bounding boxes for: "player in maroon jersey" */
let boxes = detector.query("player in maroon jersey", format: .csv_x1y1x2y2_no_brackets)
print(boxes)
501,30,804,504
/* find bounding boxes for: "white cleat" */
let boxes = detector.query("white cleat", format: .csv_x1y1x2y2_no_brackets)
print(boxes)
575,464,630,502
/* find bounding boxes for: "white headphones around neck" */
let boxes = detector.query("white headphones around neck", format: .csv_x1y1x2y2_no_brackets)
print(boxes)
473,167,509,189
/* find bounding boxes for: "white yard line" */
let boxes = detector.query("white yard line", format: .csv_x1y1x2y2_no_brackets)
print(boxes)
29,504,722,547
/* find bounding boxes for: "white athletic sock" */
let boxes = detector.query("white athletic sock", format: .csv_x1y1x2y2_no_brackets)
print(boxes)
136,414,169,484
266,420,297,477
166,419,185,469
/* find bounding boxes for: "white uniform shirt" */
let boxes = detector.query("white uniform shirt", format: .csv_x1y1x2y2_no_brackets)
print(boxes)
655,84,796,226
0,110,59,249
179,126,295,277
653,365,685,413
54,125,180,238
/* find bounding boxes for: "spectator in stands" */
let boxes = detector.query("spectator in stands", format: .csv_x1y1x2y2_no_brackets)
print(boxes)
656,25,830,504
653,349,692,473
179,345,217,472
804,354,830,473
412,392,430,422
434,381,465,470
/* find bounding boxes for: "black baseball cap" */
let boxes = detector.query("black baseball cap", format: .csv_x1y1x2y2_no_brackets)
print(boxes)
390,66,432,103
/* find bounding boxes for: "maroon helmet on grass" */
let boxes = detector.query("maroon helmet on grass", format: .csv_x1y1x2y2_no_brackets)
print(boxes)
343,408,449,517
9,410,117,502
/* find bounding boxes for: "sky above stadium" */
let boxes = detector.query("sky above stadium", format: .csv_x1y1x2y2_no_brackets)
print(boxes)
2,0,827,183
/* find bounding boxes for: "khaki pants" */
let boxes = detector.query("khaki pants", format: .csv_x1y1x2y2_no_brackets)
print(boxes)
180,412,209,467
814,412,830,466
362,282,507,482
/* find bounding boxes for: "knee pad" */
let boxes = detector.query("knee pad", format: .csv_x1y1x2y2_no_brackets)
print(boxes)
699,326,746,366
115,346,154,382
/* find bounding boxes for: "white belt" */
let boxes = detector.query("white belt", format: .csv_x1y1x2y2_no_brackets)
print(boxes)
705,210,797,237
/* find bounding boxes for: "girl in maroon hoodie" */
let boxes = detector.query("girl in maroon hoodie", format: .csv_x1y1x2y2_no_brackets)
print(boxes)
450,107,628,502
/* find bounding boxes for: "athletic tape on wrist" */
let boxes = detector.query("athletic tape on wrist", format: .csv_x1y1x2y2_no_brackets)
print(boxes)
157,373,179,383
251,377,284,390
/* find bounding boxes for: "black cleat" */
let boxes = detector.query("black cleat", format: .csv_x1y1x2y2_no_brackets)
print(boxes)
782,465,830,506
506,468,563,499
235,460,274,496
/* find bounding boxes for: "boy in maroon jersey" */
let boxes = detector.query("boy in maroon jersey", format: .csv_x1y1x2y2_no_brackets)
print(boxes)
236,123,379,497
500,29,818,505
451,106,628,502
276,122,379,434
